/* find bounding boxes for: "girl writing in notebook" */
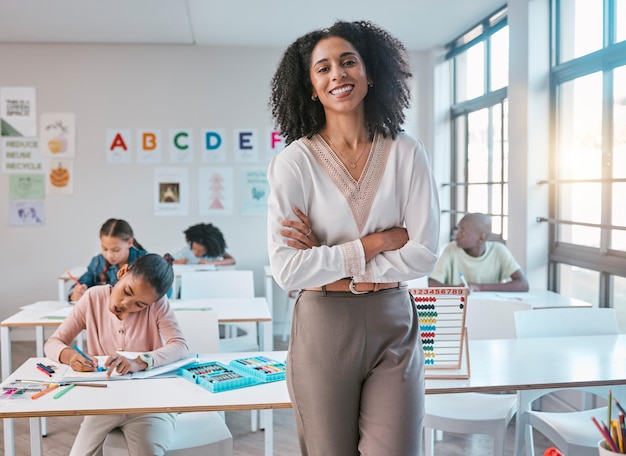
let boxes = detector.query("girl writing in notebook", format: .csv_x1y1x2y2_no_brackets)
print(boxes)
69,218,147,301
45,253,188,456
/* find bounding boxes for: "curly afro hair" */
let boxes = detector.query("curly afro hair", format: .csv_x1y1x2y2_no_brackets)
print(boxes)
269,20,412,145
184,223,227,258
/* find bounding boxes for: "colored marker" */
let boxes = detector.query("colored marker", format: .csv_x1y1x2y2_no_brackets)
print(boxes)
459,272,470,289
36,365,52,377
53,383,76,399
36,363,54,374
72,344,93,362
31,384,59,400
64,269,81,286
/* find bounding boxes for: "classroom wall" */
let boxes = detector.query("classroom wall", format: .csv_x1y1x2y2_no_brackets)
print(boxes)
0,43,286,329
0,42,438,340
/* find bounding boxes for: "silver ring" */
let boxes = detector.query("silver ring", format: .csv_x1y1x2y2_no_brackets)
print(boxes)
304,228,312,237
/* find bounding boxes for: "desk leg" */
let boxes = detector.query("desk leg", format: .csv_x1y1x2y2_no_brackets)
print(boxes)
1,326,15,456
264,272,275,346
30,417,43,456
265,273,274,318
264,410,274,456
58,277,66,301
35,326,44,356
35,326,48,437
3,419,15,456
260,320,273,352
1,326,12,380
514,390,535,456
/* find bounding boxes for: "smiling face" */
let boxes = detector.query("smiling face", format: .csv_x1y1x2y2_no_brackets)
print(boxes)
309,36,369,115
100,235,133,267
109,267,159,320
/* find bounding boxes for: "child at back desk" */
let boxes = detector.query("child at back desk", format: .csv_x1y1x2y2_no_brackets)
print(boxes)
428,212,529,292
172,222,236,266
45,253,188,455
69,218,147,301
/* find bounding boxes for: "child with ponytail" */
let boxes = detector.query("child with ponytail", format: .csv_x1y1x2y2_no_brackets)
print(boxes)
46,253,188,455
69,218,147,301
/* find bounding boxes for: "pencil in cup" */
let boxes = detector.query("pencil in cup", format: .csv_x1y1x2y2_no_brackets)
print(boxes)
592,416,621,453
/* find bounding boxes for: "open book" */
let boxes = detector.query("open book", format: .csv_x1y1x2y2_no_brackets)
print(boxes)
59,354,196,382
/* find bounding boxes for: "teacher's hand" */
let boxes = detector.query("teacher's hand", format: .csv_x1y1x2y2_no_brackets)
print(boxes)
280,206,319,250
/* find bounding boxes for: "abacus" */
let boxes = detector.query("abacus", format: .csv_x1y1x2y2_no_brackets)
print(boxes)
410,287,470,379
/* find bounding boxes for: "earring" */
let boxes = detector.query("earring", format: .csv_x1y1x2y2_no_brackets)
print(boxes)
368,80,373,87
311,94,318,101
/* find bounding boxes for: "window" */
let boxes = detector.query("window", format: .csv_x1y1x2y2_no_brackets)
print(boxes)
548,0,626,312
444,6,509,238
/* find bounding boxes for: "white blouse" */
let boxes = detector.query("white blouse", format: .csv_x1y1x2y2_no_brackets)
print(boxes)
267,132,440,290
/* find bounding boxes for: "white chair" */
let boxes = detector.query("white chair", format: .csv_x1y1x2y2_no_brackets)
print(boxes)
180,270,258,352
103,310,233,456
179,270,261,431
514,307,621,456
423,298,532,456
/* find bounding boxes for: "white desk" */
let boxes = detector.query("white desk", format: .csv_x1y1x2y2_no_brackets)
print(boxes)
58,264,236,302
5,336,626,456
1,297,272,380
426,335,626,456
1,297,272,456
0,351,289,456
169,297,272,351
468,289,593,309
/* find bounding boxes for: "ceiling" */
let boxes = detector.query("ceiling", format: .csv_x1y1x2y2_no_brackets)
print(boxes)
0,0,505,51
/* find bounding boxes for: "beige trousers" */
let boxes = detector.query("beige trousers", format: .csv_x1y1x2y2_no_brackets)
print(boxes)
69,413,177,456
287,287,424,456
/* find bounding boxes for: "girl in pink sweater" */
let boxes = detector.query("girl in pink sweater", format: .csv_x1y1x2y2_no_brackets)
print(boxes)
45,253,188,456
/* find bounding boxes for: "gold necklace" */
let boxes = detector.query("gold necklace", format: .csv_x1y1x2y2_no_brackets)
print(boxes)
322,135,370,169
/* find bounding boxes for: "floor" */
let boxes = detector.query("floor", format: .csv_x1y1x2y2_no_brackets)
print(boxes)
0,337,554,455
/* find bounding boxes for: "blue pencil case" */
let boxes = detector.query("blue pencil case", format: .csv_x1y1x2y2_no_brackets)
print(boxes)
178,361,258,393
228,356,286,383
179,356,286,393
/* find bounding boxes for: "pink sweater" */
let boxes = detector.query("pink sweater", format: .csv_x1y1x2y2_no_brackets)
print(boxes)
45,285,188,369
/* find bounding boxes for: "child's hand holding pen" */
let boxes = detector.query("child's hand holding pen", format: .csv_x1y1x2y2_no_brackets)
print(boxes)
69,284,87,301
67,344,97,371
459,272,473,292
66,269,87,301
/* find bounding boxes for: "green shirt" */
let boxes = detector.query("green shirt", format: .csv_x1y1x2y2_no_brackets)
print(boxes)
429,241,521,285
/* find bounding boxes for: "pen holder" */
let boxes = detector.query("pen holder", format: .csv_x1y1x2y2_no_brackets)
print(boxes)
599,439,622,455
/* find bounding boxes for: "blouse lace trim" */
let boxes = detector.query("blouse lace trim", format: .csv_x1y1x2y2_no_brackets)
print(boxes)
302,133,392,233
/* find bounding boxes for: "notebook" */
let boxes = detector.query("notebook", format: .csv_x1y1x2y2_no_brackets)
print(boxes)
59,355,196,382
